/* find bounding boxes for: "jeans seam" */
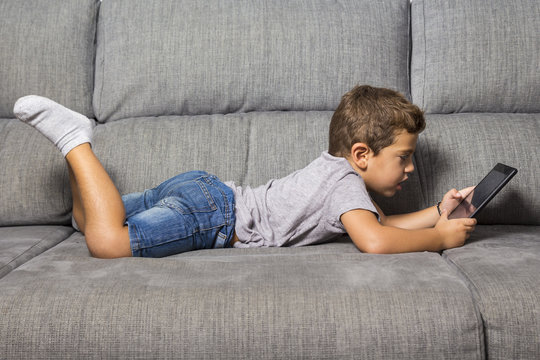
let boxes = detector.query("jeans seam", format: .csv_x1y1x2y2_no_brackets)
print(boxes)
135,226,227,251
196,178,218,211
127,222,142,256
161,197,216,214
204,175,232,226
162,173,217,213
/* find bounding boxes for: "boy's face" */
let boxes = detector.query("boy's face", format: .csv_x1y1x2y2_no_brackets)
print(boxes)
354,130,418,197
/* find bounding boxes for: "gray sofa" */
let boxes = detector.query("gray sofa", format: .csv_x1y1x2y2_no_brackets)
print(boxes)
1,0,539,358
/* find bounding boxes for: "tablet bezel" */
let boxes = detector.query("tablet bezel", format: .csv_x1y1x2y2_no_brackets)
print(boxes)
448,163,517,219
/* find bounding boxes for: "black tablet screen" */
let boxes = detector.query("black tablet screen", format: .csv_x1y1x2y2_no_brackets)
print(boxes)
448,164,517,219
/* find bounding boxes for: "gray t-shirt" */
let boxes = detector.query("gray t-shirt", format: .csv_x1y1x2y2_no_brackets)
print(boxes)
225,151,378,248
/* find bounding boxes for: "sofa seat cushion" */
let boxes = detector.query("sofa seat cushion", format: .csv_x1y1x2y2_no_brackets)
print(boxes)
0,233,483,359
443,225,540,360
0,226,73,279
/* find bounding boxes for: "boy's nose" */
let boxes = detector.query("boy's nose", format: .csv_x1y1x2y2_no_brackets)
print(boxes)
405,160,415,174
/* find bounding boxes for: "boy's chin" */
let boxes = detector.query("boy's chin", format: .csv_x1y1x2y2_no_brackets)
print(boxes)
373,189,398,197
382,190,398,197
368,185,400,197
382,186,402,197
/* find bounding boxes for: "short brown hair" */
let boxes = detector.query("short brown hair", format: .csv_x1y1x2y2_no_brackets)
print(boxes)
328,85,425,157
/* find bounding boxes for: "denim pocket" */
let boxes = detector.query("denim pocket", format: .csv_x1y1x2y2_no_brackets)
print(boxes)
162,179,217,214
126,172,236,257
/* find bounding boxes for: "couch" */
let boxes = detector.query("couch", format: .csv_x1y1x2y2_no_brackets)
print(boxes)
1,0,538,358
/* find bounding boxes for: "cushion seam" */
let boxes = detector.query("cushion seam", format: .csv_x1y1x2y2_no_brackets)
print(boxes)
0,228,72,278
442,252,487,360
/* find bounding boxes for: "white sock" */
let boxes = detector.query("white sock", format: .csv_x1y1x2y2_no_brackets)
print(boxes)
14,95,95,157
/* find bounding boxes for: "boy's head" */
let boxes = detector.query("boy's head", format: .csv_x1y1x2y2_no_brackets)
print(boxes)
328,85,425,158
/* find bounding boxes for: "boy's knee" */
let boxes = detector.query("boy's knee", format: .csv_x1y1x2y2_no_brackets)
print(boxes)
84,227,132,259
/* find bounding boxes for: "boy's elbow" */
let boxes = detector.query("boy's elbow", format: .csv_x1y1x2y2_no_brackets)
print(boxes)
352,233,392,254
342,210,393,254
361,240,392,254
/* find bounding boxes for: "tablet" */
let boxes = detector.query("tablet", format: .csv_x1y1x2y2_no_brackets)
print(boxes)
448,163,518,219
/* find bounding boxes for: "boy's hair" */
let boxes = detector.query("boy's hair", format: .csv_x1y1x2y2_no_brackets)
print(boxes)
328,85,425,157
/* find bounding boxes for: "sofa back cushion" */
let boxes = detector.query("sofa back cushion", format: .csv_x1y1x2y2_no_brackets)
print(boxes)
411,0,540,113
94,0,411,122
89,111,424,222
0,119,71,226
414,114,539,225
0,0,99,118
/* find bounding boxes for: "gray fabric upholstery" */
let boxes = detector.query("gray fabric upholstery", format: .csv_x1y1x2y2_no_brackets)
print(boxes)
414,114,539,225
411,0,540,113
0,0,99,118
443,225,540,360
94,0,411,122
0,226,73,279
0,233,483,359
92,115,249,195
0,0,539,358
92,112,331,194
96,110,427,220
240,111,331,187
0,119,71,226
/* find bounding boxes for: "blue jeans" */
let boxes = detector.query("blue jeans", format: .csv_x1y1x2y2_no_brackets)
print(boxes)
122,171,236,257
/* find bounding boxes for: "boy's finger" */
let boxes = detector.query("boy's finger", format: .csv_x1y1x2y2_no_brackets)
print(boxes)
459,186,475,197
440,210,449,219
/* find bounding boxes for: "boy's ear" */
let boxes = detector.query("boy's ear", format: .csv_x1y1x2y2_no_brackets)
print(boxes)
350,142,371,170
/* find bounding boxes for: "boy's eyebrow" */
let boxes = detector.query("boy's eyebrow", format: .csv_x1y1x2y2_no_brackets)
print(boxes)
398,148,415,154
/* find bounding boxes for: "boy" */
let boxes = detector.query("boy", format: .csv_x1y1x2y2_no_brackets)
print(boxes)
13,85,476,258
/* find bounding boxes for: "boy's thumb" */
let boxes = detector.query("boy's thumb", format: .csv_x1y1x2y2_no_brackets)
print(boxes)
440,209,449,220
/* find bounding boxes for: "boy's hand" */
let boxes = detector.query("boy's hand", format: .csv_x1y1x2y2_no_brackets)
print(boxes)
440,186,475,214
434,210,477,249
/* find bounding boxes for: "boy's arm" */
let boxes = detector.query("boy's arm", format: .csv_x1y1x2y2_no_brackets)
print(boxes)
378,205,440,230
341,209,476,254
374,187,475,230
372,201,439,230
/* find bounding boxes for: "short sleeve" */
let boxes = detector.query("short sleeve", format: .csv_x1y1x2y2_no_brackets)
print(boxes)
325,173,379,231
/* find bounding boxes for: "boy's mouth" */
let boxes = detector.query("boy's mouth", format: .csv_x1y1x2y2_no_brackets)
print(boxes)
396,177,408,191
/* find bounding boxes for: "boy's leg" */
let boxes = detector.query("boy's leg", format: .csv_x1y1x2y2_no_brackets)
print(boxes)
66,144,131,258
68,162,85,233
14,96,131,258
